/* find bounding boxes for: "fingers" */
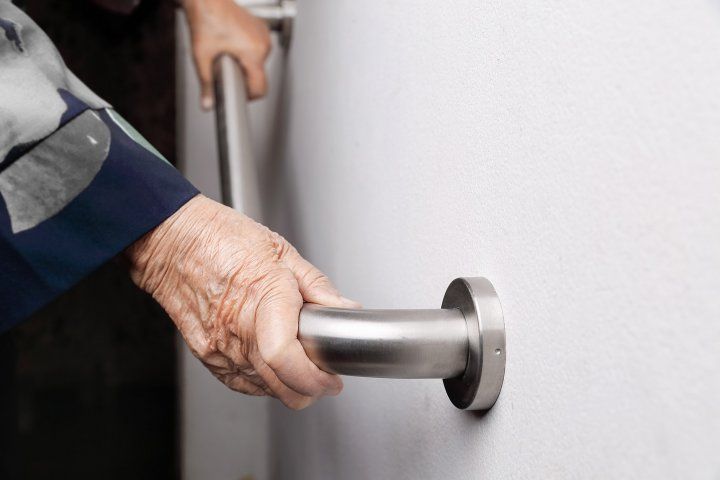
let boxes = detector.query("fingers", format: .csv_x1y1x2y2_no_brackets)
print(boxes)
254,272,344,398
281,248,361,309
232,18,271,100
194,48,267,108
191,46,215,110
217,325,321,409
186,0,272,106
251,352,318,410
238,59,268,100
190,33,268,106
217,373,267,396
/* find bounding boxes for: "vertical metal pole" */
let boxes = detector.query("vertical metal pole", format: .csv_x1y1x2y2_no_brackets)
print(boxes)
213,54,261,218
212,1,296,216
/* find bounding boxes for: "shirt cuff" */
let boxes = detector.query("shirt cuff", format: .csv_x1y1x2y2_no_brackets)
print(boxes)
0,107,199,332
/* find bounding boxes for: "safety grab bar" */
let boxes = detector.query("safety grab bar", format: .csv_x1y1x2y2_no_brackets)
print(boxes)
300,277,506,410
212,3,506,410
213,54,261,218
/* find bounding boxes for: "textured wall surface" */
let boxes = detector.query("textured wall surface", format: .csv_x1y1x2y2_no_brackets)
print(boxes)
265,0,720,479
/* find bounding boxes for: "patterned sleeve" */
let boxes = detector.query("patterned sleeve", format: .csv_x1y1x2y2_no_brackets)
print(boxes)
0,1,199,330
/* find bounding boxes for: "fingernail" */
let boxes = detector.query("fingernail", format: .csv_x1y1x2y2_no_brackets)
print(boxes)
339,296,362,309
201,96,213,110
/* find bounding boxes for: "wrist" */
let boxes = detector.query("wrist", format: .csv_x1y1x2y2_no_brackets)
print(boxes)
125,194,210,296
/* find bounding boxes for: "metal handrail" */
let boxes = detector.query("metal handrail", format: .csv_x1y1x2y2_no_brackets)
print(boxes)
300,277,506,410
213,54,261,218
212,3,506,410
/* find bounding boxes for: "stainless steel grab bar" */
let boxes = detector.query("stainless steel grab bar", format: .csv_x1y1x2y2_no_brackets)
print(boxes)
301,277,506,410
212,4,506,410
213,54,261,218
300,305,468,379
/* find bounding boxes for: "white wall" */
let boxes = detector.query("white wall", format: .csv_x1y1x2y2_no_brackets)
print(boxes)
265,1,720,479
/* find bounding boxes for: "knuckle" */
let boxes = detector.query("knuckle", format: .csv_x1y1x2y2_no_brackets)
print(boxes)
193,48,214,75
236,381,266,396
271,236,297,263
202,351,233,371
251,34,271,57
225,375,265,396
191,336,216,360
261,38,272,56
259,341,288,371
252,45,270,60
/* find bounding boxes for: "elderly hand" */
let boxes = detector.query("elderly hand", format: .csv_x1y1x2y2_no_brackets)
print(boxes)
183,0,272,108
125,195,359,409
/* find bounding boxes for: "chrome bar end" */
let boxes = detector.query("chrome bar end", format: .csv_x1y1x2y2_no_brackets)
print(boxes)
443,277,506,410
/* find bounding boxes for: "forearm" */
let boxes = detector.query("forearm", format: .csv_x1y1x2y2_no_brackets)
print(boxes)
125,194,216,299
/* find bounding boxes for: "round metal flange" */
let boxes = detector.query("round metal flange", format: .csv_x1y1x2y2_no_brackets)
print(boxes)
442,277,506,410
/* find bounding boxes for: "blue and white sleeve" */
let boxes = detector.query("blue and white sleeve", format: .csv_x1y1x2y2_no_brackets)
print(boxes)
0,1,199,330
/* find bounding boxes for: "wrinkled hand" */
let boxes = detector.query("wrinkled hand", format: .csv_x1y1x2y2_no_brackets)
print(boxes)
183,0,271,108
126,195,359,409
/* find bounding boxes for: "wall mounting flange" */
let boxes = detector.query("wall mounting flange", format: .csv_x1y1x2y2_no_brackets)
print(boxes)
442,277,506,410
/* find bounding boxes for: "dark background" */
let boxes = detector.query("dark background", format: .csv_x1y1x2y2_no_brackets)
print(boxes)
0,1,180,478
